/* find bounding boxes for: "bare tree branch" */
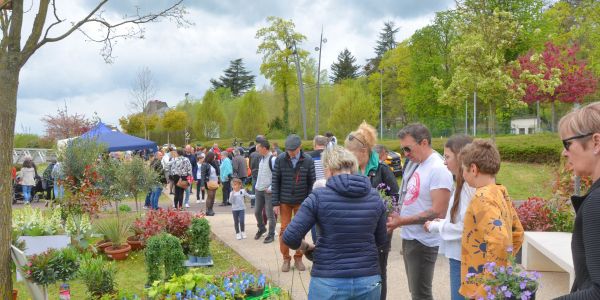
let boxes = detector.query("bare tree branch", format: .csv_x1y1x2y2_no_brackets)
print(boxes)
20,0,50,63
41,0,65,42
32,0,188,63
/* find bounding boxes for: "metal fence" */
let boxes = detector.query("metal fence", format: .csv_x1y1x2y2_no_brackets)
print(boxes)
13,148,57,164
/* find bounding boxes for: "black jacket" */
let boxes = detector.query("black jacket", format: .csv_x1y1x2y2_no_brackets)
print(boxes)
367,163,399,252
271,151,316,206
200,162,220,188
249,151,262,179
555,179,600,299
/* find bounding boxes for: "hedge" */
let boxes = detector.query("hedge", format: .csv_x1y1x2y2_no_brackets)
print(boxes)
195,133,563,164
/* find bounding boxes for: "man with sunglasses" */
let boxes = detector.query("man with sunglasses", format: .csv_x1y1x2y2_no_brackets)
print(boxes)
387,123,453,300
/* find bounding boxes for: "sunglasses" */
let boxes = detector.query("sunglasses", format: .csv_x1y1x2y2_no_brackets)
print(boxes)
401,143,420,153
348,134,367,148
562,133,594,150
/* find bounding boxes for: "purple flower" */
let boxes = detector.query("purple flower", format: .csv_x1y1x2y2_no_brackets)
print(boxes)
521,290,532,300
507,246,514,253
520,281,527,290
499,266,505,274
487,294,495,300
484,285,492,292
504,290,513,298
507,266,513,275
466,273,476,280
500,286,508,292
485,262,496,272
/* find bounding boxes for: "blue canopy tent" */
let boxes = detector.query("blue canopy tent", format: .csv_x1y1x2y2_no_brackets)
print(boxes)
79,122,157,152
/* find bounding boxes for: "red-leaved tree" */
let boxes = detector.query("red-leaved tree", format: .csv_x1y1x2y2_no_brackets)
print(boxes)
41,104,93,140
511,42,598,131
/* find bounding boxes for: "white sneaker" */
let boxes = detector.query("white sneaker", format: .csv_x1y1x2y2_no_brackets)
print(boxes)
236,233,242,240
241,232,247,239
185,203,190,208
196,200,200,204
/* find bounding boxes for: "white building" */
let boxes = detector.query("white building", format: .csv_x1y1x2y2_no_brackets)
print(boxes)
511,117,540,135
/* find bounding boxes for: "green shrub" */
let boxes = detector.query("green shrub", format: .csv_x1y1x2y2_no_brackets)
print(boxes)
94,218,132,248
145,233,186,284
188,218,211,257
118,204,132,212
78,255,117,298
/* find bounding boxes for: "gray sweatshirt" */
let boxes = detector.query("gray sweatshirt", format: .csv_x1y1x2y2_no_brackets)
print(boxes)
228,189,255,211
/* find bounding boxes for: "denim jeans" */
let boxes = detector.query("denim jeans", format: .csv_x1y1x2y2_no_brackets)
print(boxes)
449,258,464,300
150,186,163,210
53,181,64,199
232,210,245,233
184,185,191,205
22,185,33,203
308,275,382,300
144,190,152,207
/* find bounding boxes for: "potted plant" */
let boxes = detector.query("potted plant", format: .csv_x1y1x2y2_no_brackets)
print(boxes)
187,218,212,265
145,233,187,284
65,211,92,248
78,255,117,298
466,248,540,300
94,218,132,260
13,206,69,253
245,274,267,297
21,247,79,300
127,220,145,251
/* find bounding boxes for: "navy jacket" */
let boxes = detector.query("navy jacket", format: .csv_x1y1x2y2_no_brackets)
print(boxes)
282,173,387,278
271,151,316,206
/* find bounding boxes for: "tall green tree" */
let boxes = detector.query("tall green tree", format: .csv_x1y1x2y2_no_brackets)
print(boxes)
210,58,256,97
330,49,361,83
255,16,308,131
233,90,268,139
328,79,378,135
0,2,187,294
435,7,522,136
194,90,226,139
364,21,400,75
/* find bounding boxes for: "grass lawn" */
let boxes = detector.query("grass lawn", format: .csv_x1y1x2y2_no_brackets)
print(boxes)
13,237,257,299
496,162,557,200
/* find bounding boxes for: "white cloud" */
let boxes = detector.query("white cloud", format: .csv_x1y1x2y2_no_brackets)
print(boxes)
15,0,454,134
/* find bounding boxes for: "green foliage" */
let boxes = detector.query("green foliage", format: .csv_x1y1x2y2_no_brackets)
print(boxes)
119,204,132,212
194,90,227,139
330,48,361,83
375,21,399,57
162,109,188,133
116,157,159,211
78,255,118,298
328,79,378,135
93,218,132,248
13,133,54,148
119,113,159,137
233,90,268,140
210,58,256,97
144,233,186,284
188,218,211,257
22,247,79,286
61,138,107,188
12,206,63,236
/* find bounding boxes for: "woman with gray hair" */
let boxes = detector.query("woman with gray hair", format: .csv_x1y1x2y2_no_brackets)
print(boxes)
283,146,387,300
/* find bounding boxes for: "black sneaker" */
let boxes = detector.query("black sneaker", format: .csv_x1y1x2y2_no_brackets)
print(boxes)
263,235,275,244
254,229,266,240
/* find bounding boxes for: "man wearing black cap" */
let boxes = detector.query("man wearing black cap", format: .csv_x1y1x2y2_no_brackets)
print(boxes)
272,134,316,272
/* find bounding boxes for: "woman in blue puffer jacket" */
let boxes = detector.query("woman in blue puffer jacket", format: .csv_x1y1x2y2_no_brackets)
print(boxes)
283,146,387,300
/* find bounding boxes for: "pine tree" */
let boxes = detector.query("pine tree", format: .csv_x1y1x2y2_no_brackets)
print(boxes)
330,49,361,83
364,21,399,75
210,58,256,97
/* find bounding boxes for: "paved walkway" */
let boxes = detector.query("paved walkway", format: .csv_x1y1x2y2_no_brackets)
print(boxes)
159,190,569,300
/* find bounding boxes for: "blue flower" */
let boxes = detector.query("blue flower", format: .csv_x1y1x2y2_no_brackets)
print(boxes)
520,281,527,290
504,290,513,298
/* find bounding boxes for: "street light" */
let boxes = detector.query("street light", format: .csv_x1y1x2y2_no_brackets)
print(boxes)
379,69,383,139
314,26,327,135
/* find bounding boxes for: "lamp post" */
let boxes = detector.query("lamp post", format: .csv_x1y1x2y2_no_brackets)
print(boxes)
292,42,308,140
379,69,384,139
314,26,327,135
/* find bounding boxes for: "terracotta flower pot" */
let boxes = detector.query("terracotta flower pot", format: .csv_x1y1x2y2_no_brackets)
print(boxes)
104,244,132,260
127,236,144,251
12,289,17,300
95,240,113,253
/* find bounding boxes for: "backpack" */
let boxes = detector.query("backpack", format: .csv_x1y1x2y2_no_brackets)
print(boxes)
268,155,276,172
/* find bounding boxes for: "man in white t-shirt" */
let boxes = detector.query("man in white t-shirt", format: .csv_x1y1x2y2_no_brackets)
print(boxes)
387,123,453,300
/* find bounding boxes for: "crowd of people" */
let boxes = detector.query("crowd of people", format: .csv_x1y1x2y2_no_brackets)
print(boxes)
12,101,600,299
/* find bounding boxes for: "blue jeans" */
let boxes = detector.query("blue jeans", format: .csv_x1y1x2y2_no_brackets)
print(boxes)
449,258,464,300
309,275,381,300
144,190,152,207
53,181,64,199
150,186,163,210
232,210,245,233
22,185,33,203
184,185,191,205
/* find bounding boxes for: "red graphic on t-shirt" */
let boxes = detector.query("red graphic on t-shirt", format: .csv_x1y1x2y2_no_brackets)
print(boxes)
403,172,420,206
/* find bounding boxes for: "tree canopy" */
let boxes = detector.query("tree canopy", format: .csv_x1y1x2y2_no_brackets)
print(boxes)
210,58,256,97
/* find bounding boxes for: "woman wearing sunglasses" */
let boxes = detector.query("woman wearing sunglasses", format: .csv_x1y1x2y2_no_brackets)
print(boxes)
556,102,600,299
345,121,399,300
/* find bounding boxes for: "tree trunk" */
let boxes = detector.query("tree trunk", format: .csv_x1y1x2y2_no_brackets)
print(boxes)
283,80,289,133
0,58,20,300
551,101,556,132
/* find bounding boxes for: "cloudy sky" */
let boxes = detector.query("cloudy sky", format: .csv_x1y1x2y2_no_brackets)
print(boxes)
16,0,455,135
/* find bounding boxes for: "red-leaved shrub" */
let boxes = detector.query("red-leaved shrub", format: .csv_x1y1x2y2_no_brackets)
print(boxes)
135,209,203,239
516,197,553,231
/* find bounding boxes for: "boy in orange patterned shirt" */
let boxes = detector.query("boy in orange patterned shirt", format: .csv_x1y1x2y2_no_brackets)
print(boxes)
459,140,524,299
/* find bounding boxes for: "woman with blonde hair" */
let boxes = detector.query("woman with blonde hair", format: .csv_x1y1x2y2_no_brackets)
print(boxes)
283,146,387,300
556,102,600,299
345,121,398,300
